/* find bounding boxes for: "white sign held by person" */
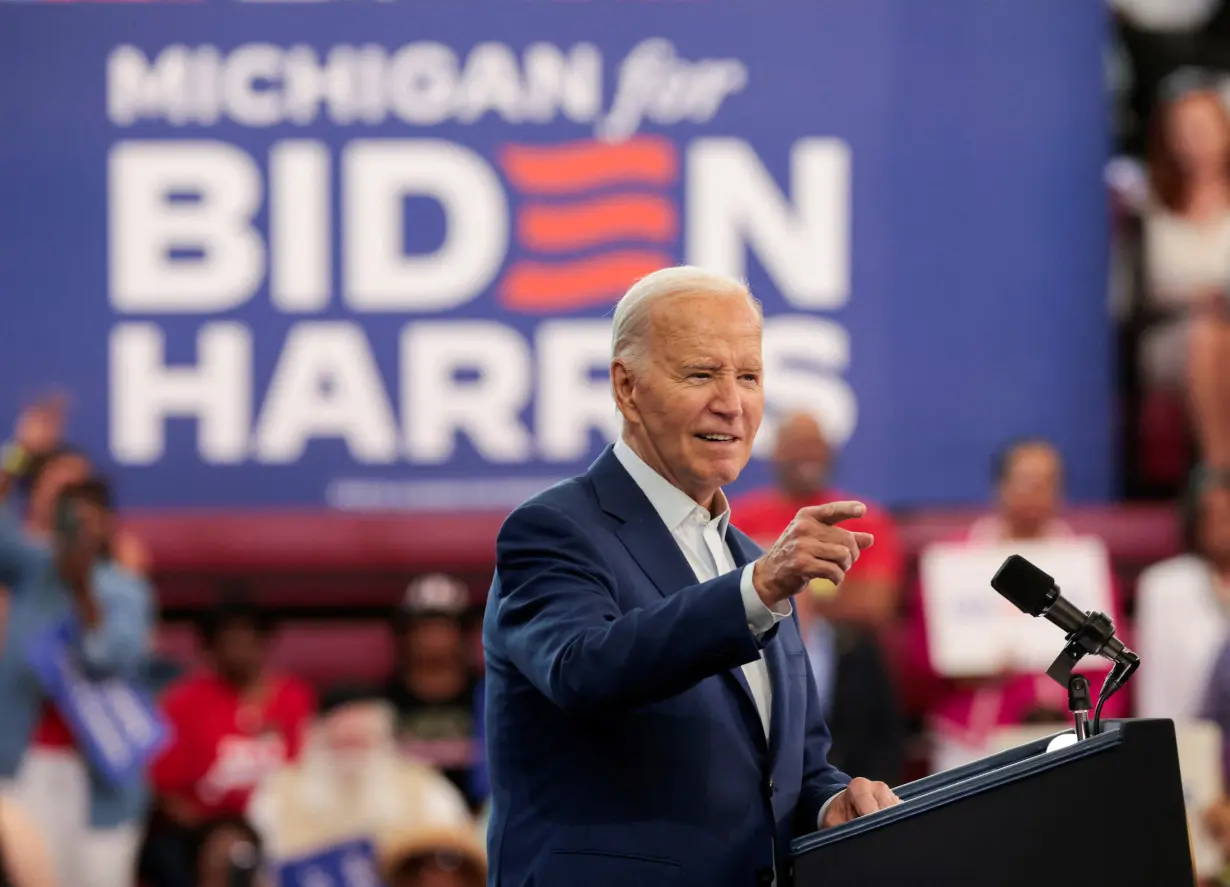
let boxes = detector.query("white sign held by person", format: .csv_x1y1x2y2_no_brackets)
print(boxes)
920,537,1115,678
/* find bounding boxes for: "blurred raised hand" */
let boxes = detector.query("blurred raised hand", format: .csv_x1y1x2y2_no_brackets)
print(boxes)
13,393,68,456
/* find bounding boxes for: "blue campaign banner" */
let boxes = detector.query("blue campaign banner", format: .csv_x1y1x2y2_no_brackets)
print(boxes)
0,0,1111,509
276,839,382,887
26,619,169,788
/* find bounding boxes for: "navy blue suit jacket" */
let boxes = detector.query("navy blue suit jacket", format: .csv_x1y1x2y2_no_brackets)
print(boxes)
482,447,851,887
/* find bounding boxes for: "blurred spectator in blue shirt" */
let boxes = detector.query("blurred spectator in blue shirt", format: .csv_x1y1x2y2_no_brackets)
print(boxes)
0,397,153,887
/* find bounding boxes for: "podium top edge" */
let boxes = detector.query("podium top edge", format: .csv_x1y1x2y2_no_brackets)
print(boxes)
790,724,1129,857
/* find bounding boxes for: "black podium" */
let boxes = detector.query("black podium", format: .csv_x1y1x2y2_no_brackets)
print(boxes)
790,719,1196,887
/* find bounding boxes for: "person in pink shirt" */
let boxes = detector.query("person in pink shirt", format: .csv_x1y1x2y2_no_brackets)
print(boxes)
922,439,1129,771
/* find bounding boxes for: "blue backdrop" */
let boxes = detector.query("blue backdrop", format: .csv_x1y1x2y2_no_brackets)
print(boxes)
0,0,1111,510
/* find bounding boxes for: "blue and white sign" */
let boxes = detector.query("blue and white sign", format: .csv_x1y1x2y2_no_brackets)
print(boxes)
0,0,1111,508
276,839,382,887
26,619,168,787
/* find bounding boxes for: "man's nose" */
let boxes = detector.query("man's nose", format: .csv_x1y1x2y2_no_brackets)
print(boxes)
709,376,743,417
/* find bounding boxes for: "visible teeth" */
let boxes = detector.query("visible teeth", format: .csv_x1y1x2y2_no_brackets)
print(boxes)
699,434,734,441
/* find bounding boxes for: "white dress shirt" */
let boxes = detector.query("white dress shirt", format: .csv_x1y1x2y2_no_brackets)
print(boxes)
613,438,790,736
612,439,843,839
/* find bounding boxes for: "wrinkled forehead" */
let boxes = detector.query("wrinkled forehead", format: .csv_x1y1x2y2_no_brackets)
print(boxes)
648,291,763,359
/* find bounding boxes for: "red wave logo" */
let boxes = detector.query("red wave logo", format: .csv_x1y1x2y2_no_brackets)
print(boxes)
497,137,680,313
517,196,678,253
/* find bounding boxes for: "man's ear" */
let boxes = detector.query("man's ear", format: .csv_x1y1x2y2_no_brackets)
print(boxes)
611,359,639,424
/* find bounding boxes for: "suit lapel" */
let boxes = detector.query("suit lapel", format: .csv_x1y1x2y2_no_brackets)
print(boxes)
763,626,790,765
723,658,758,735
588,446,705,599
614,517,702,600
588,448,776,753
729,527,789,763
721,527,776,750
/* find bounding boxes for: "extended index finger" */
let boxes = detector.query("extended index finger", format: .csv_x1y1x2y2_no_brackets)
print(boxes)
800,501,867,526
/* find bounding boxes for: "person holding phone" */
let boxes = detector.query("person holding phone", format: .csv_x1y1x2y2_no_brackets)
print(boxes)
0,398,154,887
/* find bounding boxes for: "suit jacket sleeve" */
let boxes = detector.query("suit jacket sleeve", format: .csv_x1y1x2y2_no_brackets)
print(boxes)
794,613,852,833
492,501,763,715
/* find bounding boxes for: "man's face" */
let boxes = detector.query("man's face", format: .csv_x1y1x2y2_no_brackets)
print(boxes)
403,618,464,672
71,499,109,548
773,415,832,498
212,621,266,686
613,291,764,509
56,497,110,558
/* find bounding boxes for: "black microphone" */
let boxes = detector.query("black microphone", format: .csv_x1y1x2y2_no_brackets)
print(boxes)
990,554,1137,669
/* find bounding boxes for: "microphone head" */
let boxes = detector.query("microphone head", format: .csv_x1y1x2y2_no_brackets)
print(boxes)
991,554,1058,616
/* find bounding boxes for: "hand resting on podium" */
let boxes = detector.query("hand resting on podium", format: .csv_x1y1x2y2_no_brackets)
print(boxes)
820,776,902,828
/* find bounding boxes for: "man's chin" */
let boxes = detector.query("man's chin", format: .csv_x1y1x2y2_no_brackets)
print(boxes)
702,457,751,488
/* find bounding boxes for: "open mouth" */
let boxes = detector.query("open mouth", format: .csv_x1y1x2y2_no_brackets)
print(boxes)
695,433,739,444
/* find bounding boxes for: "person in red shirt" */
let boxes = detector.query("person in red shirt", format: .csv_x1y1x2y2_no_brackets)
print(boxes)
143,589,314,887
731,411,907,783
732,410,905,631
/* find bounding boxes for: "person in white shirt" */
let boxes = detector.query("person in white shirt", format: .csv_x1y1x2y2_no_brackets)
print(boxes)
482,266,898,887
1137,470,1230,724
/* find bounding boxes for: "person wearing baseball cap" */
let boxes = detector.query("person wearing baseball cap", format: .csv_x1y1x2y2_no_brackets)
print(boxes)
383,575,482,805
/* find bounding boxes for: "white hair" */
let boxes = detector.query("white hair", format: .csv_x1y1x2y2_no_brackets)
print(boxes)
610,265,761,373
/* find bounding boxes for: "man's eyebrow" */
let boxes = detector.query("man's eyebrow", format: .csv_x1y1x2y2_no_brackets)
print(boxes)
681,361,721,370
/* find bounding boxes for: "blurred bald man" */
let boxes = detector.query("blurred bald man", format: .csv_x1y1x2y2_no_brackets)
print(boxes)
733,412,904,631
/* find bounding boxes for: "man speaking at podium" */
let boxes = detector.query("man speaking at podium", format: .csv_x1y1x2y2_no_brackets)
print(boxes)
482,267,900,887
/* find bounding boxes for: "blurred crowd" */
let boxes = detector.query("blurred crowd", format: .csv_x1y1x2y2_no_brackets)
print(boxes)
4,391,1230,886
1112,0,1230,499
5,4,1230,887
0,398,488,887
